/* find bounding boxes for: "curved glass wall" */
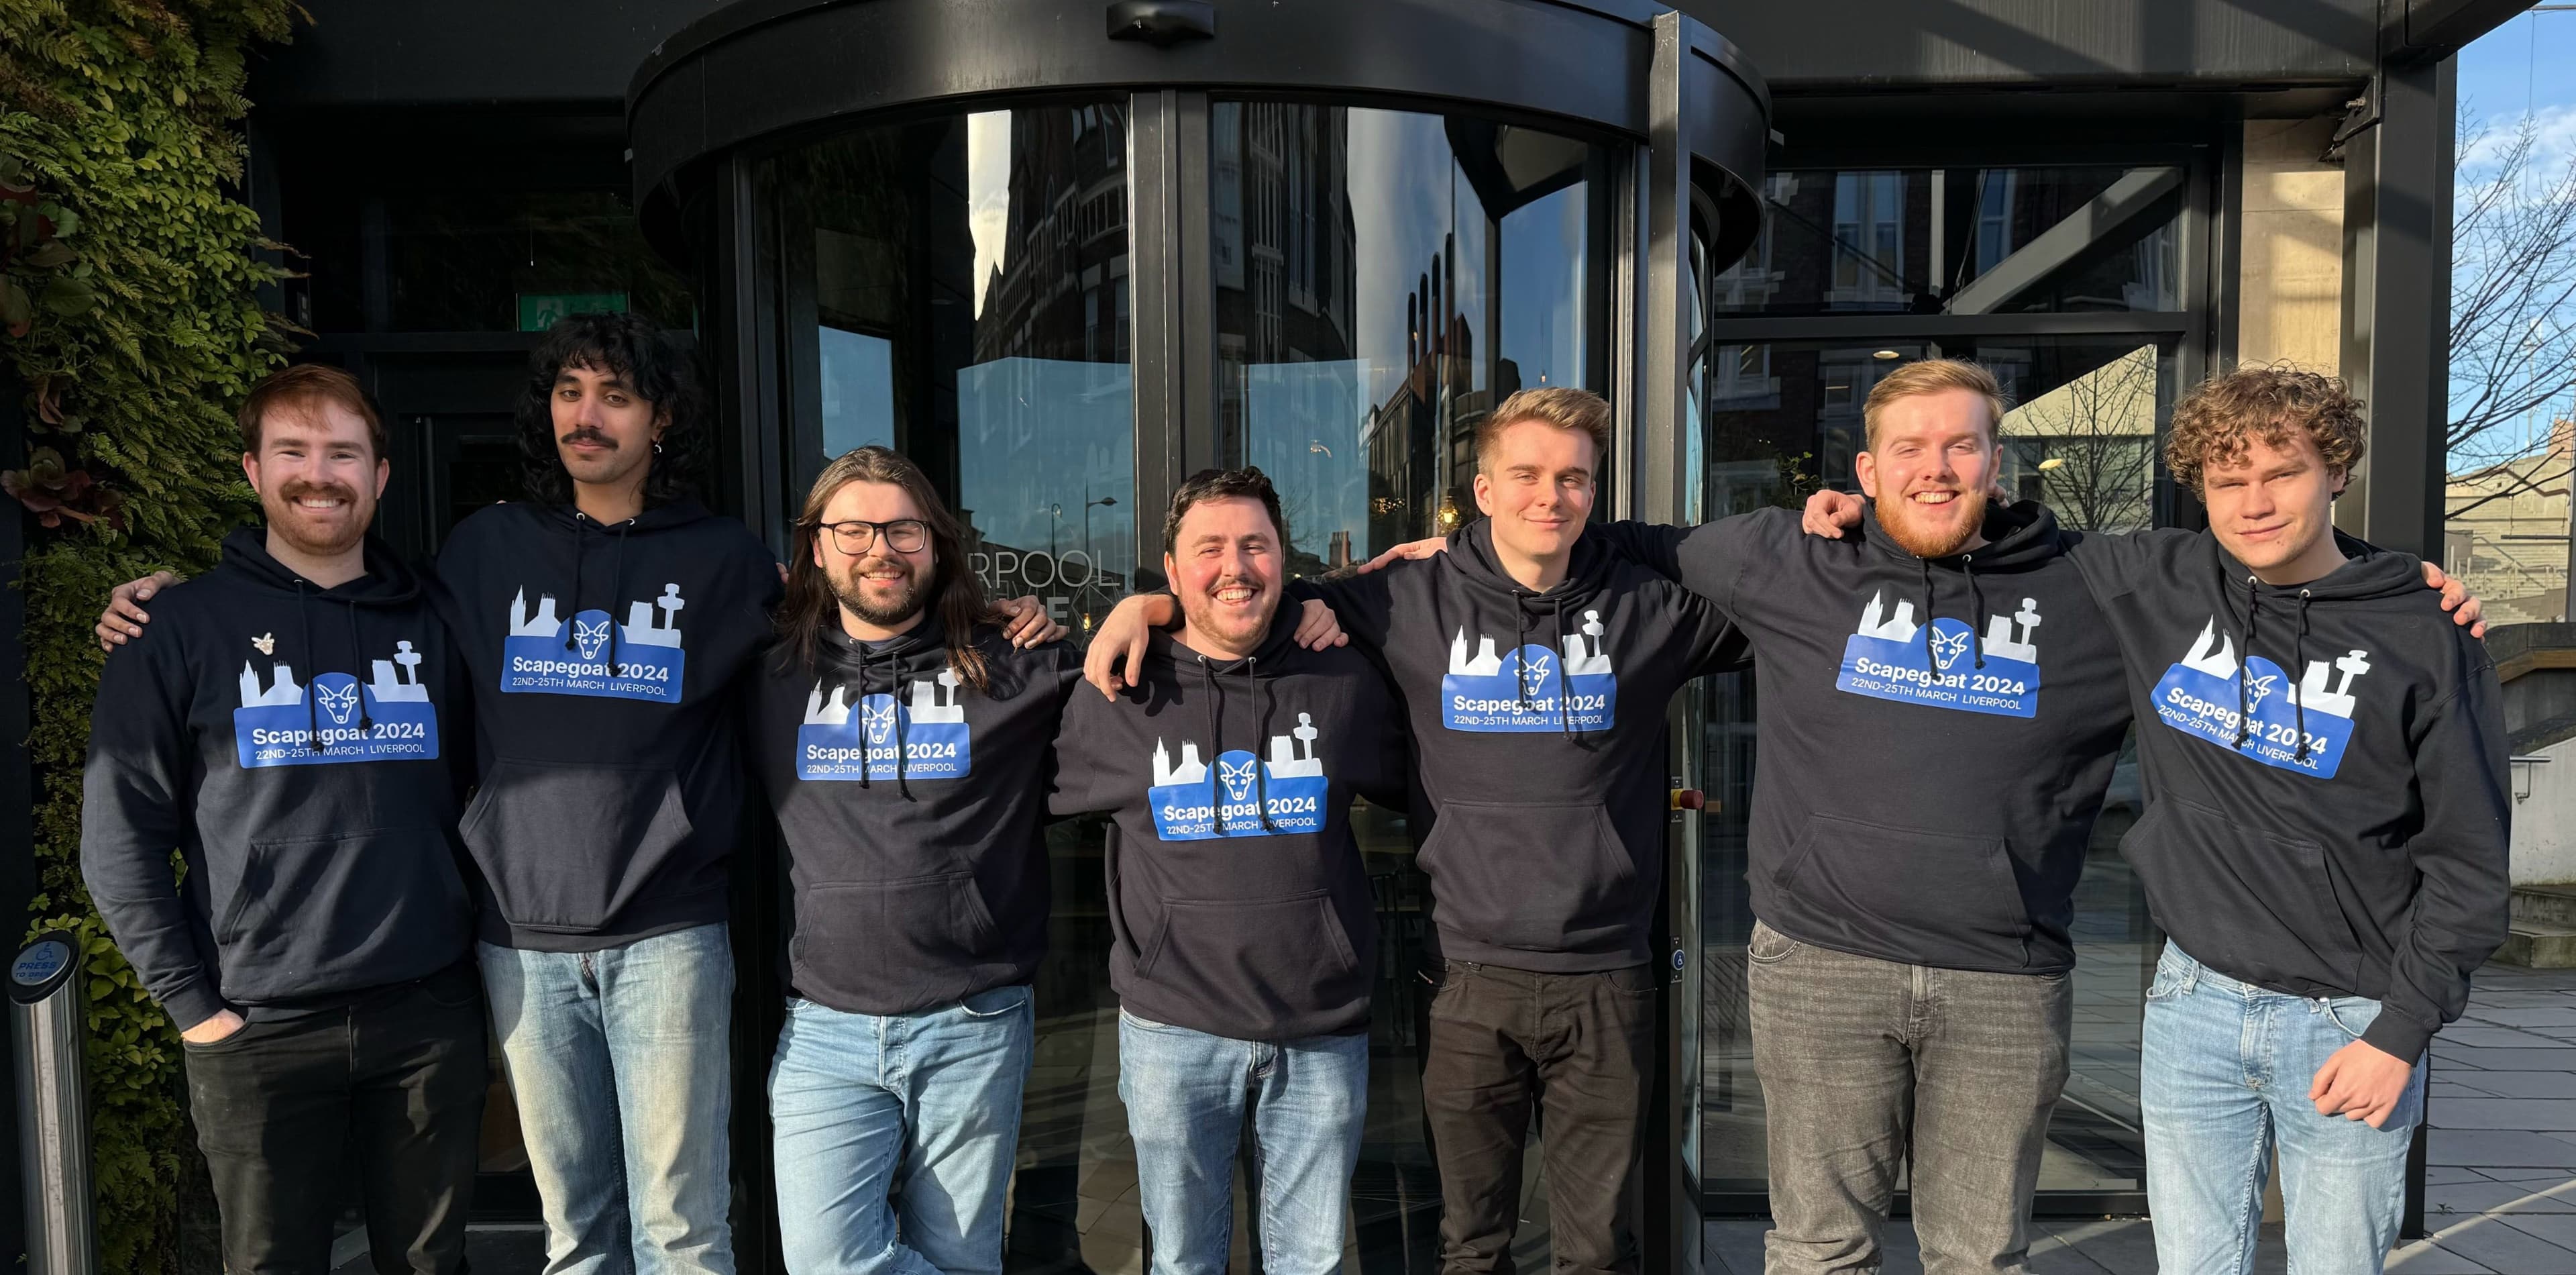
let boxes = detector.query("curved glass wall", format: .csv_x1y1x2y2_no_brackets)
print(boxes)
761,103,1144,1274
1210,100,1616,1272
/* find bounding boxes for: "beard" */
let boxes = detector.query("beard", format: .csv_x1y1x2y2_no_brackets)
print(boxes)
264,479,370,558
830,556,930,628
1179,576,1275,651
1876,489,1988,559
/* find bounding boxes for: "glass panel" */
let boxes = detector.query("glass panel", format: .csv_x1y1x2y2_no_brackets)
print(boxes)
1691,339,2176,1198
773,105,1136,636
766,103,1139,1274
1210,100,1614,1270
364,189,695,332
1714,167,2184,316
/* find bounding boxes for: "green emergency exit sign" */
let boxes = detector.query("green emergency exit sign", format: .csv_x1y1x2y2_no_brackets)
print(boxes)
517,292,629,332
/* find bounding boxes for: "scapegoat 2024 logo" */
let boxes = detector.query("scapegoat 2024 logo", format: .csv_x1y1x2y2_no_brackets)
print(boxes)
499,584,688,703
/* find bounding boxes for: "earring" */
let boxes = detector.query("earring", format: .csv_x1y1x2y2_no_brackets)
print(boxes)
653,441,665,455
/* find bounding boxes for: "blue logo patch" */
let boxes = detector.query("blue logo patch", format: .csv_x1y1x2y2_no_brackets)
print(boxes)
2151,619,2366,779
1146,713,1331,840
233,640,441,768
796,674,974,782
1440,611,1619,733
1833,591,2043,718
498,586,688,703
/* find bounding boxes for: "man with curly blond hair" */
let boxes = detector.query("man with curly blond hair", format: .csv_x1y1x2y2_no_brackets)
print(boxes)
2061,366,2508,1273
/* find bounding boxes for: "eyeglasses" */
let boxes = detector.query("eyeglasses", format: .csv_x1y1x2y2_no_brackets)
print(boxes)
818,518,929,555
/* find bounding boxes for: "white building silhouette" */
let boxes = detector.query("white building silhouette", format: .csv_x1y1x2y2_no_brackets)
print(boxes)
508,590,564,638
238,662,304,708
1562,611,1613,676
1265,712,1325,778
2180,619,2240,680
803,682,854,726
623,583,687,649
1151,739,1209,787
367,640,431,703
2289,649,2370,719
908,668,966,723
1856,591,1921,644
1981,598,2043,666
1448,629,1505,676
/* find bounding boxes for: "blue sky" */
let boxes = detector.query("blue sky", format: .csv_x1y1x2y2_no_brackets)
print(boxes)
2458,7,2576,129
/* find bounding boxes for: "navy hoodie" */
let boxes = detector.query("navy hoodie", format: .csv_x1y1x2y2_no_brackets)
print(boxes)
751,615,1080,1015
1295,520,1747,972
2072,531,2511,1060
1591,501,2133,975
1051,605,1410,1041
437,499,782,950
83,529,474,1028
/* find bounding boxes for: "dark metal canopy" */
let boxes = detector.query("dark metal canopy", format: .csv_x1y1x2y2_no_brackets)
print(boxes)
625,0,1771,267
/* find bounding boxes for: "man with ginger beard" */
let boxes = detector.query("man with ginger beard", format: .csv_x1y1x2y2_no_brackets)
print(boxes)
82,364,484,1274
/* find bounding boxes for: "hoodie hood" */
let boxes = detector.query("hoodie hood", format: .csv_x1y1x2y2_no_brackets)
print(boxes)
221,526,426,606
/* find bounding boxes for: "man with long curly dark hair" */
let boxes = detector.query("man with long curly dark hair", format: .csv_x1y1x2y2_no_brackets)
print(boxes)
432,311,781,1275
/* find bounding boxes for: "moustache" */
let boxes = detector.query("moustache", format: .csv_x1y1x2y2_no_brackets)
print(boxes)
559,428,616,452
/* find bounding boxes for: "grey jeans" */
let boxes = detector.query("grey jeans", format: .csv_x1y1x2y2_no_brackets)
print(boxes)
1747,921,2072,1275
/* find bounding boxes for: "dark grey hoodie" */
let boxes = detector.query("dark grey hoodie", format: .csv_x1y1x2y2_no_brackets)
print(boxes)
83,528,474,1029
751,615,1079,1016
1295,519,1748,972
1591,501,2133,975
1050,603,1409,1041
435,499,782,951
2072,531,2510,1060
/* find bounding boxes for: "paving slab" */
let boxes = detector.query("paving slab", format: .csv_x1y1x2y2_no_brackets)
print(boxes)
2445,1070,2576,1099
2431,1180,2576,1214
2428,1215,2576,1274
2433,1098,2576,1130
2387,1237,2500,1273
2429,1129,2576,1168
2461,1007,2576,1029
2504,1213,2576,1252
2435,1048,2576,1071
2440,1026,2575,1048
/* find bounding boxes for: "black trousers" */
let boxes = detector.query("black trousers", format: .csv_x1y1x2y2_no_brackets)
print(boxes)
181,963,488,1275
1422,960,1658,1275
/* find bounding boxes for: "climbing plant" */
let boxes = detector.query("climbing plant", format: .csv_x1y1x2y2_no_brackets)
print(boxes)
0,1,297,1270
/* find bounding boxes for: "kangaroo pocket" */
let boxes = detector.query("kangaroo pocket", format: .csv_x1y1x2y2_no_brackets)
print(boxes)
213,825,470,1003
1136,890,1364,1026
790,872,998,1010
1775,813,2031,964
2124,799,2365,992
1419,801,1637,954
460,758,696,933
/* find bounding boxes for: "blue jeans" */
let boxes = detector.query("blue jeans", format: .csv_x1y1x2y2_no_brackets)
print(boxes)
2141,944,2427,1275
481,925,737,1275
1114,1011,1368,1275
768,986,1034,1275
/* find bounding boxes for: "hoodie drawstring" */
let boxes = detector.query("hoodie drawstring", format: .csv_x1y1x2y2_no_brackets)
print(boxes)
1964,554,1986,669
1918,559,1939,676
607,522,631,677
1548,596,1574,740
1197,658,1226,835
564,517,586,653
1513,607,1532,712
2291,590,2313,760
299,582,324,752
1247,658,1273,833
345,599,374,733
2232,573,2261,749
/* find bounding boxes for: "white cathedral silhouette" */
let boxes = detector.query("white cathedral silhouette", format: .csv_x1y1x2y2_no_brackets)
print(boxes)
802,668,968,726
507,584,688,648
1854,592,2043,666
1151,711,1326,788
238,640,431,709
1447,610,1615,678
2177,618,2367,719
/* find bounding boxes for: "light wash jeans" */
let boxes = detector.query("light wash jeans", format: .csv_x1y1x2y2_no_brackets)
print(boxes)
1115,1011,1367,1275
768,986,1034,1275
2141,944,2427,1275
481,924,737,1275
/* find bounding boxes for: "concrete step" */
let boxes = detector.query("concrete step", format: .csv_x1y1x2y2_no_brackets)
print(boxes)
2498,919,2576,968
2514,884,2576,929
